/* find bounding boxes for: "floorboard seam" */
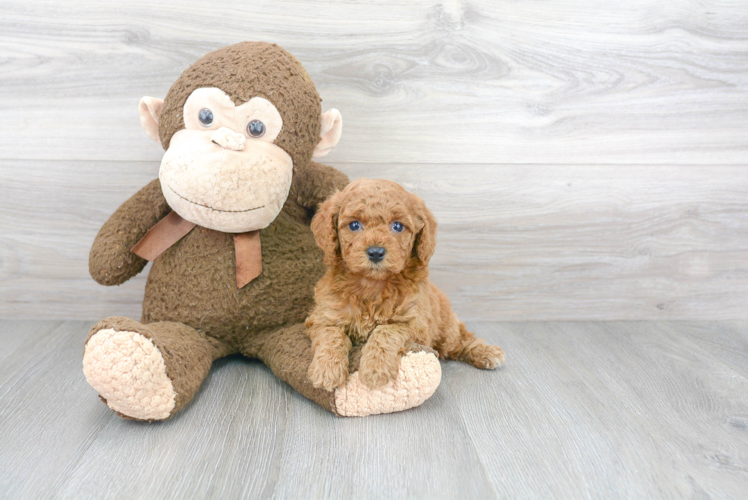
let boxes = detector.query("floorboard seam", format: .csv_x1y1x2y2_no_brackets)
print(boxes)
441,371,499,499
52,413,116,499
259,386,288,500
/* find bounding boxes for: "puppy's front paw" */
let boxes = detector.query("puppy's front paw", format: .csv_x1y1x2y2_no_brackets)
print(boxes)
359,349,401,389
309,354,349,391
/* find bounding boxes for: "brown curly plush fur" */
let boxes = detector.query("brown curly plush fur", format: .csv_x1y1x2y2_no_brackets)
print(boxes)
158,41,321,170
86,43,350,418
305,179,505,390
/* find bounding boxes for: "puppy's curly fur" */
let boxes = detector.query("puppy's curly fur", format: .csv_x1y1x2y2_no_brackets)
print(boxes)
306,178,505,391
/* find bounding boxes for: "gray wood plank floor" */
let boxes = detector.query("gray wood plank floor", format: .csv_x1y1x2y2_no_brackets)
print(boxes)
1,320,746,499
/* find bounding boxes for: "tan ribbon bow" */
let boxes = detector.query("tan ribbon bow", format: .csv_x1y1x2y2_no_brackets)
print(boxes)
131,211,262,288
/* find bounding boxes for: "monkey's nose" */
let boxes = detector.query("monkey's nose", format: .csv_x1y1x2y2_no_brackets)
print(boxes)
211,127,246,151
367,246,386,263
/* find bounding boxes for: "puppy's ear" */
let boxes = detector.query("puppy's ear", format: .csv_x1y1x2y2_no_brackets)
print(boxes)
412,194,438,265
311,190,345,265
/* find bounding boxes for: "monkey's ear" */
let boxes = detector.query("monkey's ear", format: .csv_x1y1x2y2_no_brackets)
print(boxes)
138,97,165,143
312,109,343,158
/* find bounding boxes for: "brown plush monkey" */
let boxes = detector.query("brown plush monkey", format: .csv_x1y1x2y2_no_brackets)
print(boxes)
82,42,441,420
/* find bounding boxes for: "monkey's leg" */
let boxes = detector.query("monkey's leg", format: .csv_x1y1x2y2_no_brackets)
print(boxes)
83,317,230,421
244,324,442,417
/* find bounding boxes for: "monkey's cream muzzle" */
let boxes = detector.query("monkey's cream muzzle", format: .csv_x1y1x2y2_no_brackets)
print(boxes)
138,86,343,235
159,127,293,233
211,127,246,151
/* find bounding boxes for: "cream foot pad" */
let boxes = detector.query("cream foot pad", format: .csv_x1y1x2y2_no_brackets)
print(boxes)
334,351,442,417
83,329,176,420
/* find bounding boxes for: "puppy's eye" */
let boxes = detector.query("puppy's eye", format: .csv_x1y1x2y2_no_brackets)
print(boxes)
391,221,404,233
348,221,362,231
199,108,214,127
247,119,266,138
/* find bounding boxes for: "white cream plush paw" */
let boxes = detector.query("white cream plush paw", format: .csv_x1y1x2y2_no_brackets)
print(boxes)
83,328,176,420
334,351,442,417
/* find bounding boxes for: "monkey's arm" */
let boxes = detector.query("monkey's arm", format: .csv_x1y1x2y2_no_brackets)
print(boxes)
291,161,349,210
89,179,171,286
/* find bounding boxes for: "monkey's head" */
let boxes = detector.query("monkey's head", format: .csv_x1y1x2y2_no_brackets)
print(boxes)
138,42,342,233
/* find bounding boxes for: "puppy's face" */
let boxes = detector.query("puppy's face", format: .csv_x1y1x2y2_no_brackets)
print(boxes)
338,195,417,279
312,179,437,280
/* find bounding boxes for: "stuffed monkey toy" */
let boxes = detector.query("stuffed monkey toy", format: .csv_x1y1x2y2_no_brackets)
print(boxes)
82,42,442,420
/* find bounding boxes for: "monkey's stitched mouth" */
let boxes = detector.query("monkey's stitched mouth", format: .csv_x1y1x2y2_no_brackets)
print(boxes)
168,185,264,213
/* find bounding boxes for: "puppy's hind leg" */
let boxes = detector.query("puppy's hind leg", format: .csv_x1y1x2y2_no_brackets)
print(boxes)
451,322,505,369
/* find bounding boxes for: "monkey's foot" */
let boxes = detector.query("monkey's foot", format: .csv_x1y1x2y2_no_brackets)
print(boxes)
333,348,442,417
83,325,176,421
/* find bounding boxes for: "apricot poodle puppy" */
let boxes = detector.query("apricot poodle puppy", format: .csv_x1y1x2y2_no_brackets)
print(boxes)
306,178,505,391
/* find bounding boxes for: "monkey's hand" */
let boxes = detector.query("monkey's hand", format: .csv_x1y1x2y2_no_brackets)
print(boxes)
291,161,349,211
89,179,170,286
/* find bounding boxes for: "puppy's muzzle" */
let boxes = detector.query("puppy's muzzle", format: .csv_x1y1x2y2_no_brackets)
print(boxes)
367,246,386,263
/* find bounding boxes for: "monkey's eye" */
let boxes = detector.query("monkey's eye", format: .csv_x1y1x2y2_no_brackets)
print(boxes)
247,119,266,138
198,108,214,127
391,221,404,233
348,221,362,231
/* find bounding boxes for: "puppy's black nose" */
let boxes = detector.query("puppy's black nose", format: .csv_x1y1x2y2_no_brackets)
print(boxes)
367,246,386,263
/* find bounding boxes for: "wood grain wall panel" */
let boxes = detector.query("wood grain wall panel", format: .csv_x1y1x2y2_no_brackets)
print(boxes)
0,0,746,164
344,163,748,320
1,0,746,319
3,160,746,320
